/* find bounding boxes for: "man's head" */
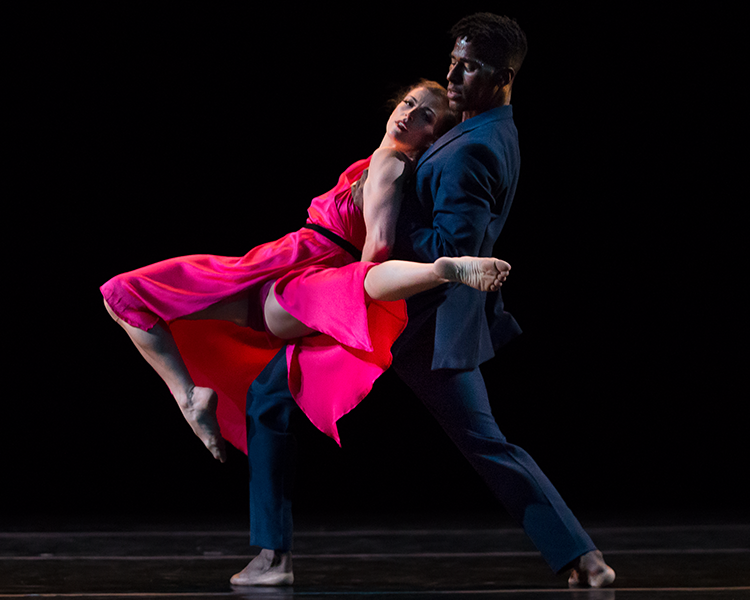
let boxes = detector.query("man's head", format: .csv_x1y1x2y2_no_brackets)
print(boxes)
446,13,528,119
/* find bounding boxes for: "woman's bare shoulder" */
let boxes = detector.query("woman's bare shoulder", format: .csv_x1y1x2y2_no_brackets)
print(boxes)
369,147,413,180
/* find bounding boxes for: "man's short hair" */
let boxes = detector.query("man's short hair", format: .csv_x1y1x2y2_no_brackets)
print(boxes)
450,13,528,74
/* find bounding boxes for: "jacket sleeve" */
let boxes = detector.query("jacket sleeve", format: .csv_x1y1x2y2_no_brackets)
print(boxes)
404,142,499,262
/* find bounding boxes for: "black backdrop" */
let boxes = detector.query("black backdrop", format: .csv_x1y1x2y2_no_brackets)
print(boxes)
5,4,745,528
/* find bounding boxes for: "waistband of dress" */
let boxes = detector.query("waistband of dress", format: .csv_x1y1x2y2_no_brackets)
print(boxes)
303,223,362,261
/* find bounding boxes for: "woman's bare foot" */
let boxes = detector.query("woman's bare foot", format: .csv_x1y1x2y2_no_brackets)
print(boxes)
568,550,616,588
177,386,227,463
434,256,511,292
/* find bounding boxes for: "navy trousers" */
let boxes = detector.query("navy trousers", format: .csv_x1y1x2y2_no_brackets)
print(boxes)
246,348,297,552
390,326,597,573
246,342,597,573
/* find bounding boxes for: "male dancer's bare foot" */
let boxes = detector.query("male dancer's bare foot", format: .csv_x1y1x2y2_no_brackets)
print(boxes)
568,550,616,588
434,256,511,292
177,386,227,463
230,549,294,586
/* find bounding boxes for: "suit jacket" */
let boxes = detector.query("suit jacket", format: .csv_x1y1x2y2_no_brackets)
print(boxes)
393,105,523,370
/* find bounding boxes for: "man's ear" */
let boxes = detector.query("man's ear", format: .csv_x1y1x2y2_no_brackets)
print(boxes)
495,67,516,88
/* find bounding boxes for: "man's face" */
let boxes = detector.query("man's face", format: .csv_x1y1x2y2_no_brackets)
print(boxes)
446,37,501,117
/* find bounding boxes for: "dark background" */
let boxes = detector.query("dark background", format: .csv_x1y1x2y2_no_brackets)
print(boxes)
6,5,744,530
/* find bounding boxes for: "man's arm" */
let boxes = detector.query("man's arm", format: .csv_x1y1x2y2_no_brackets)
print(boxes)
405,143,498,262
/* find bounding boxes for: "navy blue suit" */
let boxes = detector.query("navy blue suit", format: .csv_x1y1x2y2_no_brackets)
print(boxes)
392,104,523,367
389,105,596,572
246,105,597,573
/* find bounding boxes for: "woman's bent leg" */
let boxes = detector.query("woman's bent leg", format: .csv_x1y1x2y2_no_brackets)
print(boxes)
103,298,227,462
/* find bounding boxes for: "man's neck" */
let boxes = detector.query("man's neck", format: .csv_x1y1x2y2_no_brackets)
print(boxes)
462,90,511,122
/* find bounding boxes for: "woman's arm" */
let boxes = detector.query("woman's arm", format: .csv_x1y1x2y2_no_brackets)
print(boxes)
361,148,412,263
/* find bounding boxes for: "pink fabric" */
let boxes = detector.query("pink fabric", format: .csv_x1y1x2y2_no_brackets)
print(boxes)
100,157,407,451
277,261,408,443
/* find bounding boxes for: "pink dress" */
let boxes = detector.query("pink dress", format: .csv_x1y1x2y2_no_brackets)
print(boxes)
100,157,408,450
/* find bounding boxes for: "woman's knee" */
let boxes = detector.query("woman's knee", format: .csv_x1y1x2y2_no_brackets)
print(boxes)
103,298,122,324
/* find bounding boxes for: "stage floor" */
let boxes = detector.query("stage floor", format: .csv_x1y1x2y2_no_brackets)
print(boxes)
1,511,748,599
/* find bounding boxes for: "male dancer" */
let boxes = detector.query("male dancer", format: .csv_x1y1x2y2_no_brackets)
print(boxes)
231,13,615,589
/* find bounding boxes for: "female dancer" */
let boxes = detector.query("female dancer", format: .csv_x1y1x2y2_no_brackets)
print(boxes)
101,80,511,463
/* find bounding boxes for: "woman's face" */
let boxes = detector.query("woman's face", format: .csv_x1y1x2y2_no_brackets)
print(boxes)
385,87,445,154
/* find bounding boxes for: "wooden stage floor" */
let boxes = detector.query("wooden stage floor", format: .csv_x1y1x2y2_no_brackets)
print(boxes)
1,511,748,599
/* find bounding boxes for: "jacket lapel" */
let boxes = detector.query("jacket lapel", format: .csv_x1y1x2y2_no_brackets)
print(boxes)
414,106,513,174
415,126,464,171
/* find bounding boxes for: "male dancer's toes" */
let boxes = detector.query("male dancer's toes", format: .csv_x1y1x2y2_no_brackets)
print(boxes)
568,550,616,588
434,256,511,292
231,549,294,586
178,386,227,463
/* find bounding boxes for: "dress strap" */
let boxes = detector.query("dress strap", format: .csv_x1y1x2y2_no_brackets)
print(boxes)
303,223,362,261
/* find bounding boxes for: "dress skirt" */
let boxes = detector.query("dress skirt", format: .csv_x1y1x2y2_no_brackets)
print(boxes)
101,231,407,451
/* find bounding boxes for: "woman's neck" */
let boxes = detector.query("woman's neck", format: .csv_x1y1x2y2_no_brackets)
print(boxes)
379,134,422,163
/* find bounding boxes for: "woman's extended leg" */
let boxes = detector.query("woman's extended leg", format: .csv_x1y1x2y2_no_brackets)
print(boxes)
363,256,511,302
263,283,318,340
263,256,510,339
103,297,253,463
